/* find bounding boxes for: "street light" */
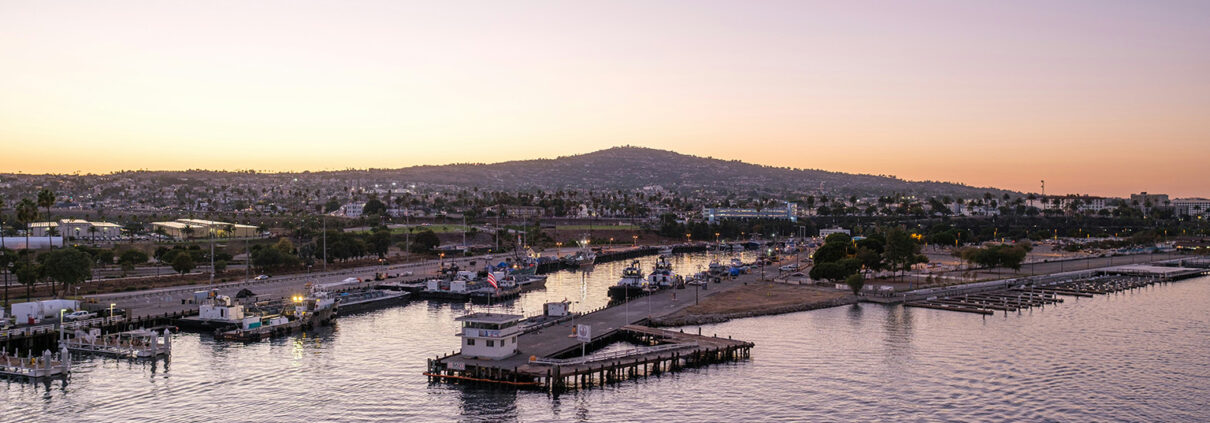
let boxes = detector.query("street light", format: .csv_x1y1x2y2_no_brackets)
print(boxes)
109,303,116,324
632,235,638,247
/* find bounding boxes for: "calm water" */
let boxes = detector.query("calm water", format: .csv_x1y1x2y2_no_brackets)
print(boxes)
4,253,1208,422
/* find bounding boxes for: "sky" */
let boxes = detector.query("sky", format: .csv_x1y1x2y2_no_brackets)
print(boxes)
2,1,1208,197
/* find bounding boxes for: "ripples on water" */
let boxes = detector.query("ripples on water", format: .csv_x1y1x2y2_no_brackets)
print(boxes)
3,254,1208,422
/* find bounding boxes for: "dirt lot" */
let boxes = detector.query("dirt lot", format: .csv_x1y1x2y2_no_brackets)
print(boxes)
653,282,854,326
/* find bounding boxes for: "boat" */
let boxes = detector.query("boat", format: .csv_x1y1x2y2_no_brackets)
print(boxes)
217,290,336,342
708,260,726,275
419,271,478,300
468,271,522,303
647,255,677,288
176,291,257,331
658,246,675,256
333,288,410,315
562,250,596,268
515,274,548,292
608,260,651,301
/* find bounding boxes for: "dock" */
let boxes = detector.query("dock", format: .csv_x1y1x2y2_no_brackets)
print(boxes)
62,328,171,358
907,271,1195,315
0,346,71,380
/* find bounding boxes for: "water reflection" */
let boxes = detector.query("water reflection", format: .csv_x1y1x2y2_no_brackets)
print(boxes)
2,260,1206,422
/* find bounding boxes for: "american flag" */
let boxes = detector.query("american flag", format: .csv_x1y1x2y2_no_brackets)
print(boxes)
487,272,499,290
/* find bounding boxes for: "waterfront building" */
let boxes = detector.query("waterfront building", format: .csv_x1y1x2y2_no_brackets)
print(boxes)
455,313,523,360
703,201,798,223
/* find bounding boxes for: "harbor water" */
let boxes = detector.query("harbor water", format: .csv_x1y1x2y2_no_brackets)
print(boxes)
3,253,1208,422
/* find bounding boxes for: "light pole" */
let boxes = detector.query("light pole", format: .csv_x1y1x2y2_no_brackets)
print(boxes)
632,235,638,247
109,303,116,324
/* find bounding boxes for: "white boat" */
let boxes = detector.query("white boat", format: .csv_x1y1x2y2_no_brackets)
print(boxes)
647,256,677,288
658,246,675,256
608,260,649,300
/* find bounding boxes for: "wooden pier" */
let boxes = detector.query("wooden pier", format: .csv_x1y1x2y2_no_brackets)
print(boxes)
425,270,756,394
426,325,752,393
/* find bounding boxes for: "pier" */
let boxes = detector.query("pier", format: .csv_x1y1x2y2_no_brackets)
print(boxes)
425,265,758,393
0,346,71,380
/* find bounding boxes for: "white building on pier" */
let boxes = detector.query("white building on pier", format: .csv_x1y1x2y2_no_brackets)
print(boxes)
455,313,522,360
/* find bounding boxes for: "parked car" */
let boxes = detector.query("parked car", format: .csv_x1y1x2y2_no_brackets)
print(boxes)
64,311,96,322
254,274,271,280
779,264,799,272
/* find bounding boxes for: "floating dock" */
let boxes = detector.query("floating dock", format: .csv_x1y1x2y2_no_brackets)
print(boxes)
0,346,70,380
62,328,171,358
907,271,1197,315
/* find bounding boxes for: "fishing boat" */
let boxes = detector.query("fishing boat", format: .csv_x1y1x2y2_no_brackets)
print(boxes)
647,255,677,288
607,260,650,302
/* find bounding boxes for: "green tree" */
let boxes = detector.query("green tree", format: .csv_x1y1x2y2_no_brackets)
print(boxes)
213,259,228,274
363,198,388,216
42,247,93,296
14,253,41,302
883,227,927,282
118,249,149,276
0,248,14,306
171,253,196,275
368,228,392,258
16,198,38,250
845,273,865,295
411,230,440,254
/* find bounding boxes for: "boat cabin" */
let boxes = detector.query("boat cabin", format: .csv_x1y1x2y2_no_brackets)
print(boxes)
455,313,523,360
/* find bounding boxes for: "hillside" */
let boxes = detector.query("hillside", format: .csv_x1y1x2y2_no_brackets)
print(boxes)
363,146,1013,197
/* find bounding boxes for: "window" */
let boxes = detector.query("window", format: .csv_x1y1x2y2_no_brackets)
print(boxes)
486,340,494,347
466,338,474,346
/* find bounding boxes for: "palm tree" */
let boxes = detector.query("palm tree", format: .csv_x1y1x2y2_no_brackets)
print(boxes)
16,198,37,250
37,189,54,249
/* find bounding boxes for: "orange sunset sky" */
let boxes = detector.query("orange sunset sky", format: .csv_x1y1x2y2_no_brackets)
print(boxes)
1,1,1208,197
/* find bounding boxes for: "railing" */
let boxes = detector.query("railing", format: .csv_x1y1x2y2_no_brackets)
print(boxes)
529,342,696,366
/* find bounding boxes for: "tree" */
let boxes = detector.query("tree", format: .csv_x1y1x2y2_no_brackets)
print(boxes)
213,260,228,274
171,253,196,275
124,222,143,243
0,248,14,306
14,253,40,302
368,228,392,258
42,248,92,296
16,198,37,250
118,249,149,276
883,227,927,282
845,274,865,295
37,189,54,249
411,230,440,254
363,198,388,216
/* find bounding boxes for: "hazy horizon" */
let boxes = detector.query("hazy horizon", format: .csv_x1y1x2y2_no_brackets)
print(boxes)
3,1,1208,197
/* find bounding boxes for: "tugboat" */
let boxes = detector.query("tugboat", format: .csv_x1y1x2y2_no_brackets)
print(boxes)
647,256,677,288
607,260,650,302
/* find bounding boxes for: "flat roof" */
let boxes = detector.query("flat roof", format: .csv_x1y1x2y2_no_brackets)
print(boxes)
454,312,523,323
90,222,121,227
